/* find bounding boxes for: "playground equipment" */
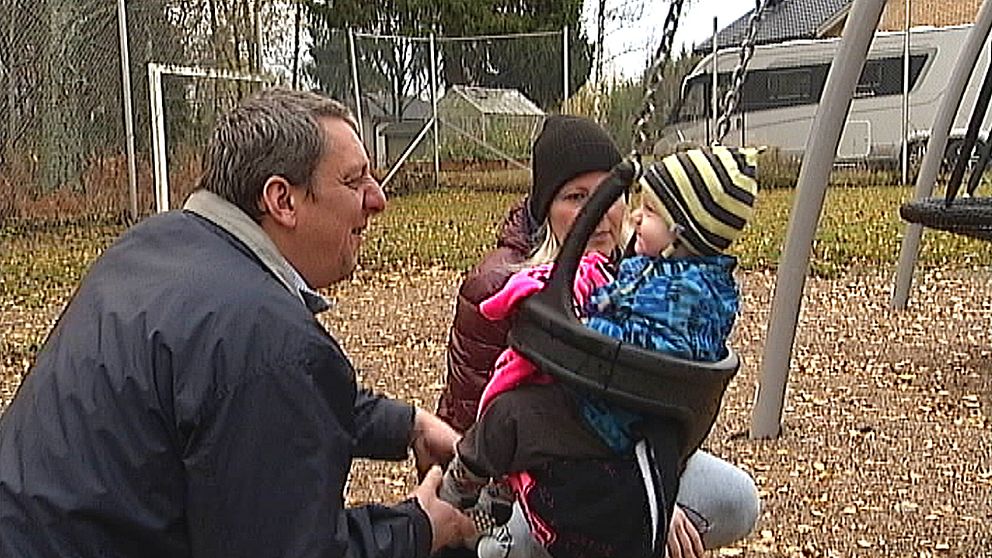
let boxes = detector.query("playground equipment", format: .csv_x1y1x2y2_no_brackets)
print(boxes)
755,0,992,437
507,0,769,474
510,0,964,448
893,0,992,309
897,30,992,241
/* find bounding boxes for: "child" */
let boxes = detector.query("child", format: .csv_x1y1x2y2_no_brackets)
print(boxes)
441,145,760,558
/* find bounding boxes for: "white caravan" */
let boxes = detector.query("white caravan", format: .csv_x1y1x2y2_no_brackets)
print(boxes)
658,24,992,167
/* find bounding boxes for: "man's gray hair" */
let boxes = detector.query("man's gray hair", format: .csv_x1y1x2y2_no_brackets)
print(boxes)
198,87,356,220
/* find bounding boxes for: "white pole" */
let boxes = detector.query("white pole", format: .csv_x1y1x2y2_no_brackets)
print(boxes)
562,25,570,113
116,0,139,220
348,28,364,140
430,33,440,189
381,117,438,187
902,0,911,184
148,63,169,213
711,17,719,145
145,63,272,214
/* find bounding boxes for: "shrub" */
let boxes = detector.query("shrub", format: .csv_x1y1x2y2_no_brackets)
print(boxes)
757,147,801,190
0,174,23,225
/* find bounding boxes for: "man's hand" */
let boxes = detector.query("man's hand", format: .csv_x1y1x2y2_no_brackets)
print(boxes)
413,467,478,553
666,505,705,558
411,408,459,479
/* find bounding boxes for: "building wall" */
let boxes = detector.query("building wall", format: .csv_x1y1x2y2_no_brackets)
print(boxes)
878,0,981,31
818,0,981,37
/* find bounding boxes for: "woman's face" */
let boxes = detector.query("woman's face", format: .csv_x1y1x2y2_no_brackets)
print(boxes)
547,170,626,256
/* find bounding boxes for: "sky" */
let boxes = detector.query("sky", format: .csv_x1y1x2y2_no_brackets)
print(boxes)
583,0,754,79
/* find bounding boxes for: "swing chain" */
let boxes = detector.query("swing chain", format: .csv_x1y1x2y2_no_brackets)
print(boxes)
630,0,686,164
716,0,768,142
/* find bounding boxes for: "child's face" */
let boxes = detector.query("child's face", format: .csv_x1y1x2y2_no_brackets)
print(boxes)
631,199,678,257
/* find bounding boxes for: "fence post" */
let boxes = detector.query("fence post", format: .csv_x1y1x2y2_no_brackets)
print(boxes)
562,25,569,113
116,0,139,220
348,28,364,141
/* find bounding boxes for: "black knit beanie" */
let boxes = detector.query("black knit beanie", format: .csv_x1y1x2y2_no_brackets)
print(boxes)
529,115,622,225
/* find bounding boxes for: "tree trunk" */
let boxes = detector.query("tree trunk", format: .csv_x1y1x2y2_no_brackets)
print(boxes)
231,0,243,70
208,0,222,66
2,0,13,168
251,0,261,73
41,0,82,191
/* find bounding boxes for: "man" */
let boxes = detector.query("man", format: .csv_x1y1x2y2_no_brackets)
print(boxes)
0,88,475,557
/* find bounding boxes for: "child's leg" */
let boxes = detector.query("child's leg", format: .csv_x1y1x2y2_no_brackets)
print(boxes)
440,453,491,509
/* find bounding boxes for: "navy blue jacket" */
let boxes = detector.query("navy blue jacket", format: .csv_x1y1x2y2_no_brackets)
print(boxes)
0,210,430,558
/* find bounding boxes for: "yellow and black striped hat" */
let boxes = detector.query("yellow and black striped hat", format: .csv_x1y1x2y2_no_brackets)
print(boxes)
639,146,759,256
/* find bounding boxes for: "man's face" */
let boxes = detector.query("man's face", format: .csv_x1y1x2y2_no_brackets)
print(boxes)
292,117,385,288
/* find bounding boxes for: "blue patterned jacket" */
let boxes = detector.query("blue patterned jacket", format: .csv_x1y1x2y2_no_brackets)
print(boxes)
586,255,739,359
578,254,740,452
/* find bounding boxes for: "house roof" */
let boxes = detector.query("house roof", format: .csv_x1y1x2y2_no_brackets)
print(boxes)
362,92,432,121
694,0,851,54
443,85,545,116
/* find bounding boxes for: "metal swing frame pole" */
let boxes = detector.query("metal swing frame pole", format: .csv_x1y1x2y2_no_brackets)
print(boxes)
750,0,886,439
891,0,992,309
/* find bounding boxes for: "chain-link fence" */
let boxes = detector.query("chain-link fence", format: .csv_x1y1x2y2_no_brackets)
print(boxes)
0,0,306,222
0,1,591,220
3,0,131,220
341,29,576,195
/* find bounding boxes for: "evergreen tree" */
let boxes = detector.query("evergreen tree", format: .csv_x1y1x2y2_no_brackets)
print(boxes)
304,0,592,113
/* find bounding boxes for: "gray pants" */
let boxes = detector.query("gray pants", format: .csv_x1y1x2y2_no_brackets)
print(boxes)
676,450,761,549
476,502,551,558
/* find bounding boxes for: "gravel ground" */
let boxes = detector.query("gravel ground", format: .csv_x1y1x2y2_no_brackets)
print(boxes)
321,266,991,557
2,265,990,556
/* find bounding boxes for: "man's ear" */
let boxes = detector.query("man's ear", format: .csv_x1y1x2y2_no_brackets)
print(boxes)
259,176,298,229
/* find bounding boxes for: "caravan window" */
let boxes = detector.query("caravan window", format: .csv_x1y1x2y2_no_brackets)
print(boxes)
672,75,708,123
739,53,928,112
855,55,929,97
856,61,884,97
741,63,829,111
767,69,813,102
673,72,737,123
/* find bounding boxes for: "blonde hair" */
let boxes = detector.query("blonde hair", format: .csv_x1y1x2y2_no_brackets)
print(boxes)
517,208,633,270
521,223,562,268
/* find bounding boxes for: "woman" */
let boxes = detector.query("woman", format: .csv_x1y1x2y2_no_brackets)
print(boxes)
436,115,760,558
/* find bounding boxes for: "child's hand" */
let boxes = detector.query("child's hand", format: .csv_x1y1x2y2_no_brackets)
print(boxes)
479,265,554,320
479,253,611,320
666,505,705,558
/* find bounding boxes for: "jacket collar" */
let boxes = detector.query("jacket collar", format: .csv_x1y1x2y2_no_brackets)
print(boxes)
183,190,331,314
